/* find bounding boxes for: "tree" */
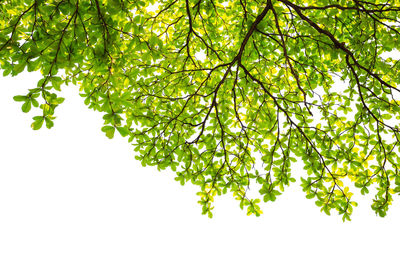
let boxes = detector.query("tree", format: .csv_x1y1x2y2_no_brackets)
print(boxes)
1,0,400,220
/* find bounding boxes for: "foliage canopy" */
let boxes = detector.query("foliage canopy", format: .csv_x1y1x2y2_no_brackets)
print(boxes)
1,0,400,220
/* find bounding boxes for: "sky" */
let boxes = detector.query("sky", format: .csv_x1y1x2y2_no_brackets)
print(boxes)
1,71,400,267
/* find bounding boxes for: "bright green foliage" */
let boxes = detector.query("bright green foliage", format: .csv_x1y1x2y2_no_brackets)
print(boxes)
1,0,400,220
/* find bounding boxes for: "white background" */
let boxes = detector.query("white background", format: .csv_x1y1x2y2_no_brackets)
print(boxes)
1,71,400,267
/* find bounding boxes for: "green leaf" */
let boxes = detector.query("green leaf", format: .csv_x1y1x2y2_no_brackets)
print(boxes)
13,62,26,75
13,95,28,102
31,98,39,107
117,126,130,137
45,117,54,129
21,101,31,113
31,116,44,130
2,68,12,77
102,126,115,139
27,59,41,72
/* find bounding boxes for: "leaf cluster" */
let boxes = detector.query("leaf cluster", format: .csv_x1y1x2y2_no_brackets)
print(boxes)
1,0,400,220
